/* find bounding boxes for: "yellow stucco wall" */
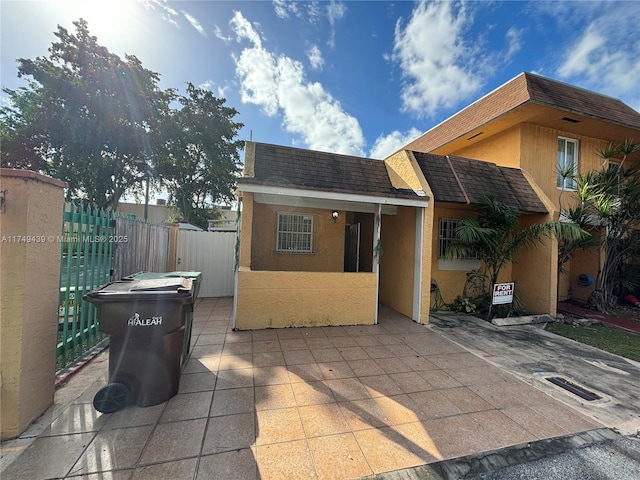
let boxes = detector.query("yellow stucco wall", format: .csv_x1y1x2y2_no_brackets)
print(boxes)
519,124,609,209
452,125,522,168
1,170,65,439
440,123,609,213
385,150,429,190
235,268,377,329
513,213,559,315
419,201,434,323
379,206,417,319
431,205,482,305
251,202,344,272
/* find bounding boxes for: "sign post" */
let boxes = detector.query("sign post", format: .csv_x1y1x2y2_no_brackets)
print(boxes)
492,282,514,305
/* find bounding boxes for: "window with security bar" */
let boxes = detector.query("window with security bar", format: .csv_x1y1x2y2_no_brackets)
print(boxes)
439,218,477,259
276,213,314,253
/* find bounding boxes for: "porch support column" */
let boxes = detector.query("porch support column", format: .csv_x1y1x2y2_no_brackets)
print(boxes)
373,203,382,324
413,207,425,322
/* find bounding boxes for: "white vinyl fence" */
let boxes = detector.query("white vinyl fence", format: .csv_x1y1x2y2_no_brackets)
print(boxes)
176,230,236,297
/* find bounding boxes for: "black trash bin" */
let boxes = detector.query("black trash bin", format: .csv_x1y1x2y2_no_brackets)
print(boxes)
119,271,202,363
84,278,194,413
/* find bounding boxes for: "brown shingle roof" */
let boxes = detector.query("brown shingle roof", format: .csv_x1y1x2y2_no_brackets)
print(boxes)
413,152,548,214
239,142,423,201
525,73,640,128
404,72,640,153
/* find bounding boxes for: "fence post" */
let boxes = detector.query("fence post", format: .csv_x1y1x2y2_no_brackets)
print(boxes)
167,223,179,271
0,170,67,440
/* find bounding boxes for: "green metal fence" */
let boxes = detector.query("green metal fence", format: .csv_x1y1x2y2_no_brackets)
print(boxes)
57,202,115,370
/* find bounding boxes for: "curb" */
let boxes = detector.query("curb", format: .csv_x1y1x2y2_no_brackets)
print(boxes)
358,428,620,480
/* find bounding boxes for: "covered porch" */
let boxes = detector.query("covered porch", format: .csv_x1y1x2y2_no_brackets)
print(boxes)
233,186,428,330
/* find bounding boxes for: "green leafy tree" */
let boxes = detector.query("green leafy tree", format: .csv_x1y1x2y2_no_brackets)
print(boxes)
447,194,587,319
1,19,172,209
154,83,243,229
562,141,640,311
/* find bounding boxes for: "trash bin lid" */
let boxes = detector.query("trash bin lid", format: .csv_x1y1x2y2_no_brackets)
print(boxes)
128,278,192,292
85,278,193,303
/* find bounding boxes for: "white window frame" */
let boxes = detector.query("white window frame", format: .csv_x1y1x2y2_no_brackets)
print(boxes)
557,137,578,190
276,212,314,253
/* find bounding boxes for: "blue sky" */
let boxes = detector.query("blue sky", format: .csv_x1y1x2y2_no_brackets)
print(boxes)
2,0,640,161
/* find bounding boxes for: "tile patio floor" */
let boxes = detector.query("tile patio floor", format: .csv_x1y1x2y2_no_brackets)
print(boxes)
1,297,602,480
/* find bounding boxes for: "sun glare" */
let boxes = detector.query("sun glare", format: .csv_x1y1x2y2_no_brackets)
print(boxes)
52,0,143,49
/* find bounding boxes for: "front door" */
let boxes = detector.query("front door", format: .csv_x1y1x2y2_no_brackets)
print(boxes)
344,223,361,272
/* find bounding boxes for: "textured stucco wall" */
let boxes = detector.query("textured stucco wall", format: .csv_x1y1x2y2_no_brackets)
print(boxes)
384,150,429,191
514,213,559,315
251,203,344,272
1,170,65,439
235,269,377,329
379,207,417,318
452,125,522,168
519,124,610,209
430,204,482,305
430,204,518,306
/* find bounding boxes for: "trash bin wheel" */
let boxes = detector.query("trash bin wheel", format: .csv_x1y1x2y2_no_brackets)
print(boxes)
93,383,130,413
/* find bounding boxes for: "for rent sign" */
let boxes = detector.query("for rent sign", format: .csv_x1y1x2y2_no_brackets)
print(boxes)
492,283,514,305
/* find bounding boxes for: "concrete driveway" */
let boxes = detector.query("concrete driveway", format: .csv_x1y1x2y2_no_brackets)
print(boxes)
1,300,604,480
428,312,640,436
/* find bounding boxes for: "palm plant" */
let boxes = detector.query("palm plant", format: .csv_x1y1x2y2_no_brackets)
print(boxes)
447,194,587,319
559,140,640,311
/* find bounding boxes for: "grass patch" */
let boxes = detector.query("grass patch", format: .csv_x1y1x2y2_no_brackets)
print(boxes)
546,322,640,362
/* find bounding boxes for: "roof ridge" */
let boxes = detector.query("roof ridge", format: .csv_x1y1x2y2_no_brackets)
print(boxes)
523,71,627,104
250,141,378,162
445,155,470,204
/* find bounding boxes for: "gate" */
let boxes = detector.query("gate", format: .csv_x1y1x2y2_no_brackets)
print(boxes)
176,230,236,296
57,203,114,370
57,207,171,370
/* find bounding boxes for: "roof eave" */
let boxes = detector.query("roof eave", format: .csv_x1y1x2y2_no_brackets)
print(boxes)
237,179,429,207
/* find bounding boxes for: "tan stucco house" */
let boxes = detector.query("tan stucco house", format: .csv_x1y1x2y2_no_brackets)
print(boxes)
233,72,640,329
403,72,640,305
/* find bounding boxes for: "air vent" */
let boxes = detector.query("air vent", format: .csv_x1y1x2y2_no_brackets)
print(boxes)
467,132,484,140
562,117,581,123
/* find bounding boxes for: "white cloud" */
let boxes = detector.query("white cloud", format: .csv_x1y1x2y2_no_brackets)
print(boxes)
392,1,483,118
273,0,299,19
326,1,346,48
307,45,324,70
558,20,640,103
504,26,522,61
214,25,232,43
217,85,229,98
183,11,206,36
273,0,321,23
369,128,422,159
306,1,321,23
230,11,263,47
140,0,179,27
197,80,228,98
535,1,640,109
230,11,365,156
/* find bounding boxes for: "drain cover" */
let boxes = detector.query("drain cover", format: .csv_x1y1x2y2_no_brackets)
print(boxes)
546,376,602,401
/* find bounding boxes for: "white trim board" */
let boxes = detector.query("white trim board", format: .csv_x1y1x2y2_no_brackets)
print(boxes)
240,183,429,210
